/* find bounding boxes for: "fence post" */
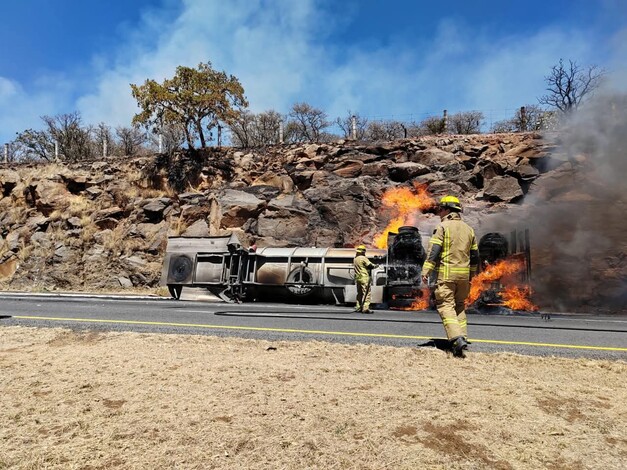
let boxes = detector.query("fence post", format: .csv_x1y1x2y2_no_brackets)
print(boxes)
103,139,107,158
279,119,284,144
443,110,448,134
520,106,527,131
351,115,357,140
158,134,163,153
217,124,222,148
54,141,59,161
4,143,8,163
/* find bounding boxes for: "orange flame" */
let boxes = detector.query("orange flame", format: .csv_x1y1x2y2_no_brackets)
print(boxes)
391,288,430,311
374,183,435,248
502,286,538,311
467,257,538,311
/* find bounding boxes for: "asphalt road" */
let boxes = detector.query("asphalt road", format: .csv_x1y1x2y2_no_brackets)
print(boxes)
1,292,626,360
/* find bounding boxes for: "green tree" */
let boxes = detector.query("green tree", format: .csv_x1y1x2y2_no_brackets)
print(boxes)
131,62,248,149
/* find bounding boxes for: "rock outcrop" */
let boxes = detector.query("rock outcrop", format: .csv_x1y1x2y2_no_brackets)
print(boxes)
0,131,624,313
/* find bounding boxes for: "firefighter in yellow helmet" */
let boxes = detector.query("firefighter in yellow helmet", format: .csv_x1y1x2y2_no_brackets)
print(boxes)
354,245,378,313
421,196,479,358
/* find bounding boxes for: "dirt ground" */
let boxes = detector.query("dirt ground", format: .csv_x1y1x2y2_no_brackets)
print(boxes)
1,327,625,470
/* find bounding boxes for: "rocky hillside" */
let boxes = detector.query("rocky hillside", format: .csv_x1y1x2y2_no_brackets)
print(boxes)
0,131,625,313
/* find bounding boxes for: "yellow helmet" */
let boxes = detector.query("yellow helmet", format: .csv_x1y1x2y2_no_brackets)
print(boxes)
356,245,367,253
439,195,462,212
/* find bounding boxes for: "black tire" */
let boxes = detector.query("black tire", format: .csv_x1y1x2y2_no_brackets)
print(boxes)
169,255,193,283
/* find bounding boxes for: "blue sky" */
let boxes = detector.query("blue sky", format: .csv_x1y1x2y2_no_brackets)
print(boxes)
1,0,626,144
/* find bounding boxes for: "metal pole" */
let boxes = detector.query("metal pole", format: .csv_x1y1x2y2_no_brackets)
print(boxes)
279,120,284,144
158,134,163,153
103,139,107,158
443,110,448,134
4,143,8,163
351,115,357,140
217,124,222,148
54,141,59,161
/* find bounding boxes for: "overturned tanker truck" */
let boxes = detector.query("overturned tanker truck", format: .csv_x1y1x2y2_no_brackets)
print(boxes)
161,227,530,308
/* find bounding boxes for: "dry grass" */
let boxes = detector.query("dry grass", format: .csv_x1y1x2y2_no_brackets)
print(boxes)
0,327,625,469
66,195,94,217
170,216,189,237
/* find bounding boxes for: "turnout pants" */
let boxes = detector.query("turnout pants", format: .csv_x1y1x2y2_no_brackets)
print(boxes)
434,280,470,340
355,279,372,311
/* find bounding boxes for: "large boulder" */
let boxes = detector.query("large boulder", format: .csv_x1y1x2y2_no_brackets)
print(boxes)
388,162,430,182
141,197,172,222
410,148,456,166
483,176,524,202
251,172,295,193
256,208,310,242
331,160,364,178
217,189,265,228
25,180,70,216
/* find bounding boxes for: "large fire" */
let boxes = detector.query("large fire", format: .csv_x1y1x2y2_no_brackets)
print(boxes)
467,257,538,311
374,183,435,248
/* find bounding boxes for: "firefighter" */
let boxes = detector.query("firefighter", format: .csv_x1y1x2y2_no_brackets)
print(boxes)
354,245,378,313
421,196,479,358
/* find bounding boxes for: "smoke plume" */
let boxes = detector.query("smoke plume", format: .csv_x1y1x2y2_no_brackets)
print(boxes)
523,91,627,312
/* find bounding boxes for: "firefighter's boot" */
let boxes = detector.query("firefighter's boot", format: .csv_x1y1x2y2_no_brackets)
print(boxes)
451,336,468,358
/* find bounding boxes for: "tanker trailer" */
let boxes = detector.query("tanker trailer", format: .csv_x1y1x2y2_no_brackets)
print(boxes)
161,234,387,304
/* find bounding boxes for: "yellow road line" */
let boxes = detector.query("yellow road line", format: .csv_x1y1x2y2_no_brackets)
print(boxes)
12,315,627,352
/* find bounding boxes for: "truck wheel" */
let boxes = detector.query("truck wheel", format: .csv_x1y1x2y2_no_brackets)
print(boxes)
286,267,315,297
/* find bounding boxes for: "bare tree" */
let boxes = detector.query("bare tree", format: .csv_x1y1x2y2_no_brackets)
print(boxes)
491,105,548,133
42,112,93,161
12,129,55,161
253,110,282,146
419,116,447,135
335,111,368,140
365,120,406,141
287,102,330,143
92,122,113,157
449,111,484,134
229,110,282,147
229,110,255,148
538,59,605,113
148,125,185,155
116,126,147,156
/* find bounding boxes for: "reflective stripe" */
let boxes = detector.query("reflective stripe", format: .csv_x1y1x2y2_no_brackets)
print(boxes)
430,238,443,246
423,261,436,270
437,267,470,273
443,227,450,279
442,318,460,325
471,243,478,250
